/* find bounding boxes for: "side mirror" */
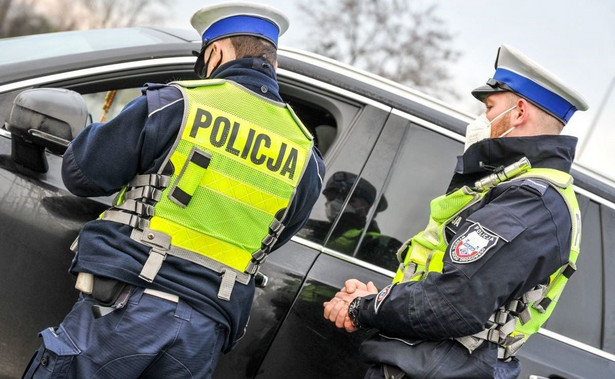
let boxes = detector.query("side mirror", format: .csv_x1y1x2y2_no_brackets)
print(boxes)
5,88,87,173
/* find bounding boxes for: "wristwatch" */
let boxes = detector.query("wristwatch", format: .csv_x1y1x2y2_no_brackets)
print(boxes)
347,297,362,328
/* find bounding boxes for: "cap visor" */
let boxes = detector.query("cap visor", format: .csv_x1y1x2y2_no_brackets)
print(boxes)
471,84,509,102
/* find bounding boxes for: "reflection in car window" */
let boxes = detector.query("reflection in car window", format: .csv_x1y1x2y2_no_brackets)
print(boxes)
304,171,401,270
297,106,388,248
362,122,462,270
323,115,409,270
301,115,463,272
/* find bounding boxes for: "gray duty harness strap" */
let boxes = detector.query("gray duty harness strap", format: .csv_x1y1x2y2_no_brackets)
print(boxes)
103,171,259,301
131,227,251,301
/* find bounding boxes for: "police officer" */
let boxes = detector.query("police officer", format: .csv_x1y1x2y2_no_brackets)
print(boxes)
323,44,588,378
23,2,324,378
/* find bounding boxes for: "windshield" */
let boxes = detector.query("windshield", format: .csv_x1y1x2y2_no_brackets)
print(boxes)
0,28,172,65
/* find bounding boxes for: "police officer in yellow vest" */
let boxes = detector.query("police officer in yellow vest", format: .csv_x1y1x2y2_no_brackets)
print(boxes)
23,3,324,378
323,44,587,378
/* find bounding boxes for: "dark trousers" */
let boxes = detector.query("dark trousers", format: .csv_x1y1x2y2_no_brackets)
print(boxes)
23,287,226,378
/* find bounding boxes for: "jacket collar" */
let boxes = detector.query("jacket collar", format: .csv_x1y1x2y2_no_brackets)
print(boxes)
448,135,578,191
211,57,282,102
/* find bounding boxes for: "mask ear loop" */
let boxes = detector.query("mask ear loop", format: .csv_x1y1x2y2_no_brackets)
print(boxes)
492,105,517,123
208,51,223,78
493,105,517,138
498,126,516,138
193,44,208,78
193,46,222,79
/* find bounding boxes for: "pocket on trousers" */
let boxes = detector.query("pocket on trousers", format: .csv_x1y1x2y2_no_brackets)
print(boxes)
25,327,81,377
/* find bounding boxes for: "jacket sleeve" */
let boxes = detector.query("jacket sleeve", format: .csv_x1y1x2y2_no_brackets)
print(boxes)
272,147,325,250
61,85,183,197
358,182,571,340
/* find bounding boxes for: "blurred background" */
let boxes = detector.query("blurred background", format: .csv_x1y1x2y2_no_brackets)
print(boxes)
1,0,613,180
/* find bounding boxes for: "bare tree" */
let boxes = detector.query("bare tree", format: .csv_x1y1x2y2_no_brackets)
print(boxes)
1,0,172,37
53,0,172,30
0,0,11,27
298,0,460,99
1,0,55,37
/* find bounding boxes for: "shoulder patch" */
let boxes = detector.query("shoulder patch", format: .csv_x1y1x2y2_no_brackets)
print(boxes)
450,223,499,264
374,284,393,314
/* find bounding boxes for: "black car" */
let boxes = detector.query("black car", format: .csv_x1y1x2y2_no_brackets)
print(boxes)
1,28,614,378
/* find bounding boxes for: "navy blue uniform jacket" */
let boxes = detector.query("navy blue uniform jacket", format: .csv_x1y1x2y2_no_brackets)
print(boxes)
357,135,577,378
62,58,325,351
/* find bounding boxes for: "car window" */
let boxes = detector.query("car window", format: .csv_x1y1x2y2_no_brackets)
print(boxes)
365,121,462,269
82,89,142,124
321,114,407,270
0,89,25,129
278,80,363,157
1,87,145,136
0,88,125,132
354,118,462,271
302,113,463,272
80,81,356,152
296,104,390,247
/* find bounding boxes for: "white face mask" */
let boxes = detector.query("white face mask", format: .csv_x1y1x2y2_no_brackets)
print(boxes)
464,105,516,151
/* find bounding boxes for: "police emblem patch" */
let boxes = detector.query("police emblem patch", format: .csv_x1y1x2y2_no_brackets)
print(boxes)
374,284,393,314
450,223,499,264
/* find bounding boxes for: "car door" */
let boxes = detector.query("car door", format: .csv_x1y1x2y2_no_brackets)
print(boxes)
249,103,615,378
212,73,391,378
517,189,615,378
0,129,108,375
250,109,464,378
0,61,198,378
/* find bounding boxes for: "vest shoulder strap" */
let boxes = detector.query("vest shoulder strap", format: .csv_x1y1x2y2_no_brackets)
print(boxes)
515,167,573,189
171,79,226,88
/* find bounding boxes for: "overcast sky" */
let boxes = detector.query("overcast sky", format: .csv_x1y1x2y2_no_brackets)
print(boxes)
162,0,615,180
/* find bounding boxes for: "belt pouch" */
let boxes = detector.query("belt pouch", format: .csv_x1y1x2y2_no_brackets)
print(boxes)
92,276,128,306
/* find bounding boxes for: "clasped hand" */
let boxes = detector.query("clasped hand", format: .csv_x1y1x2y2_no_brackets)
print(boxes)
323,279,378,332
